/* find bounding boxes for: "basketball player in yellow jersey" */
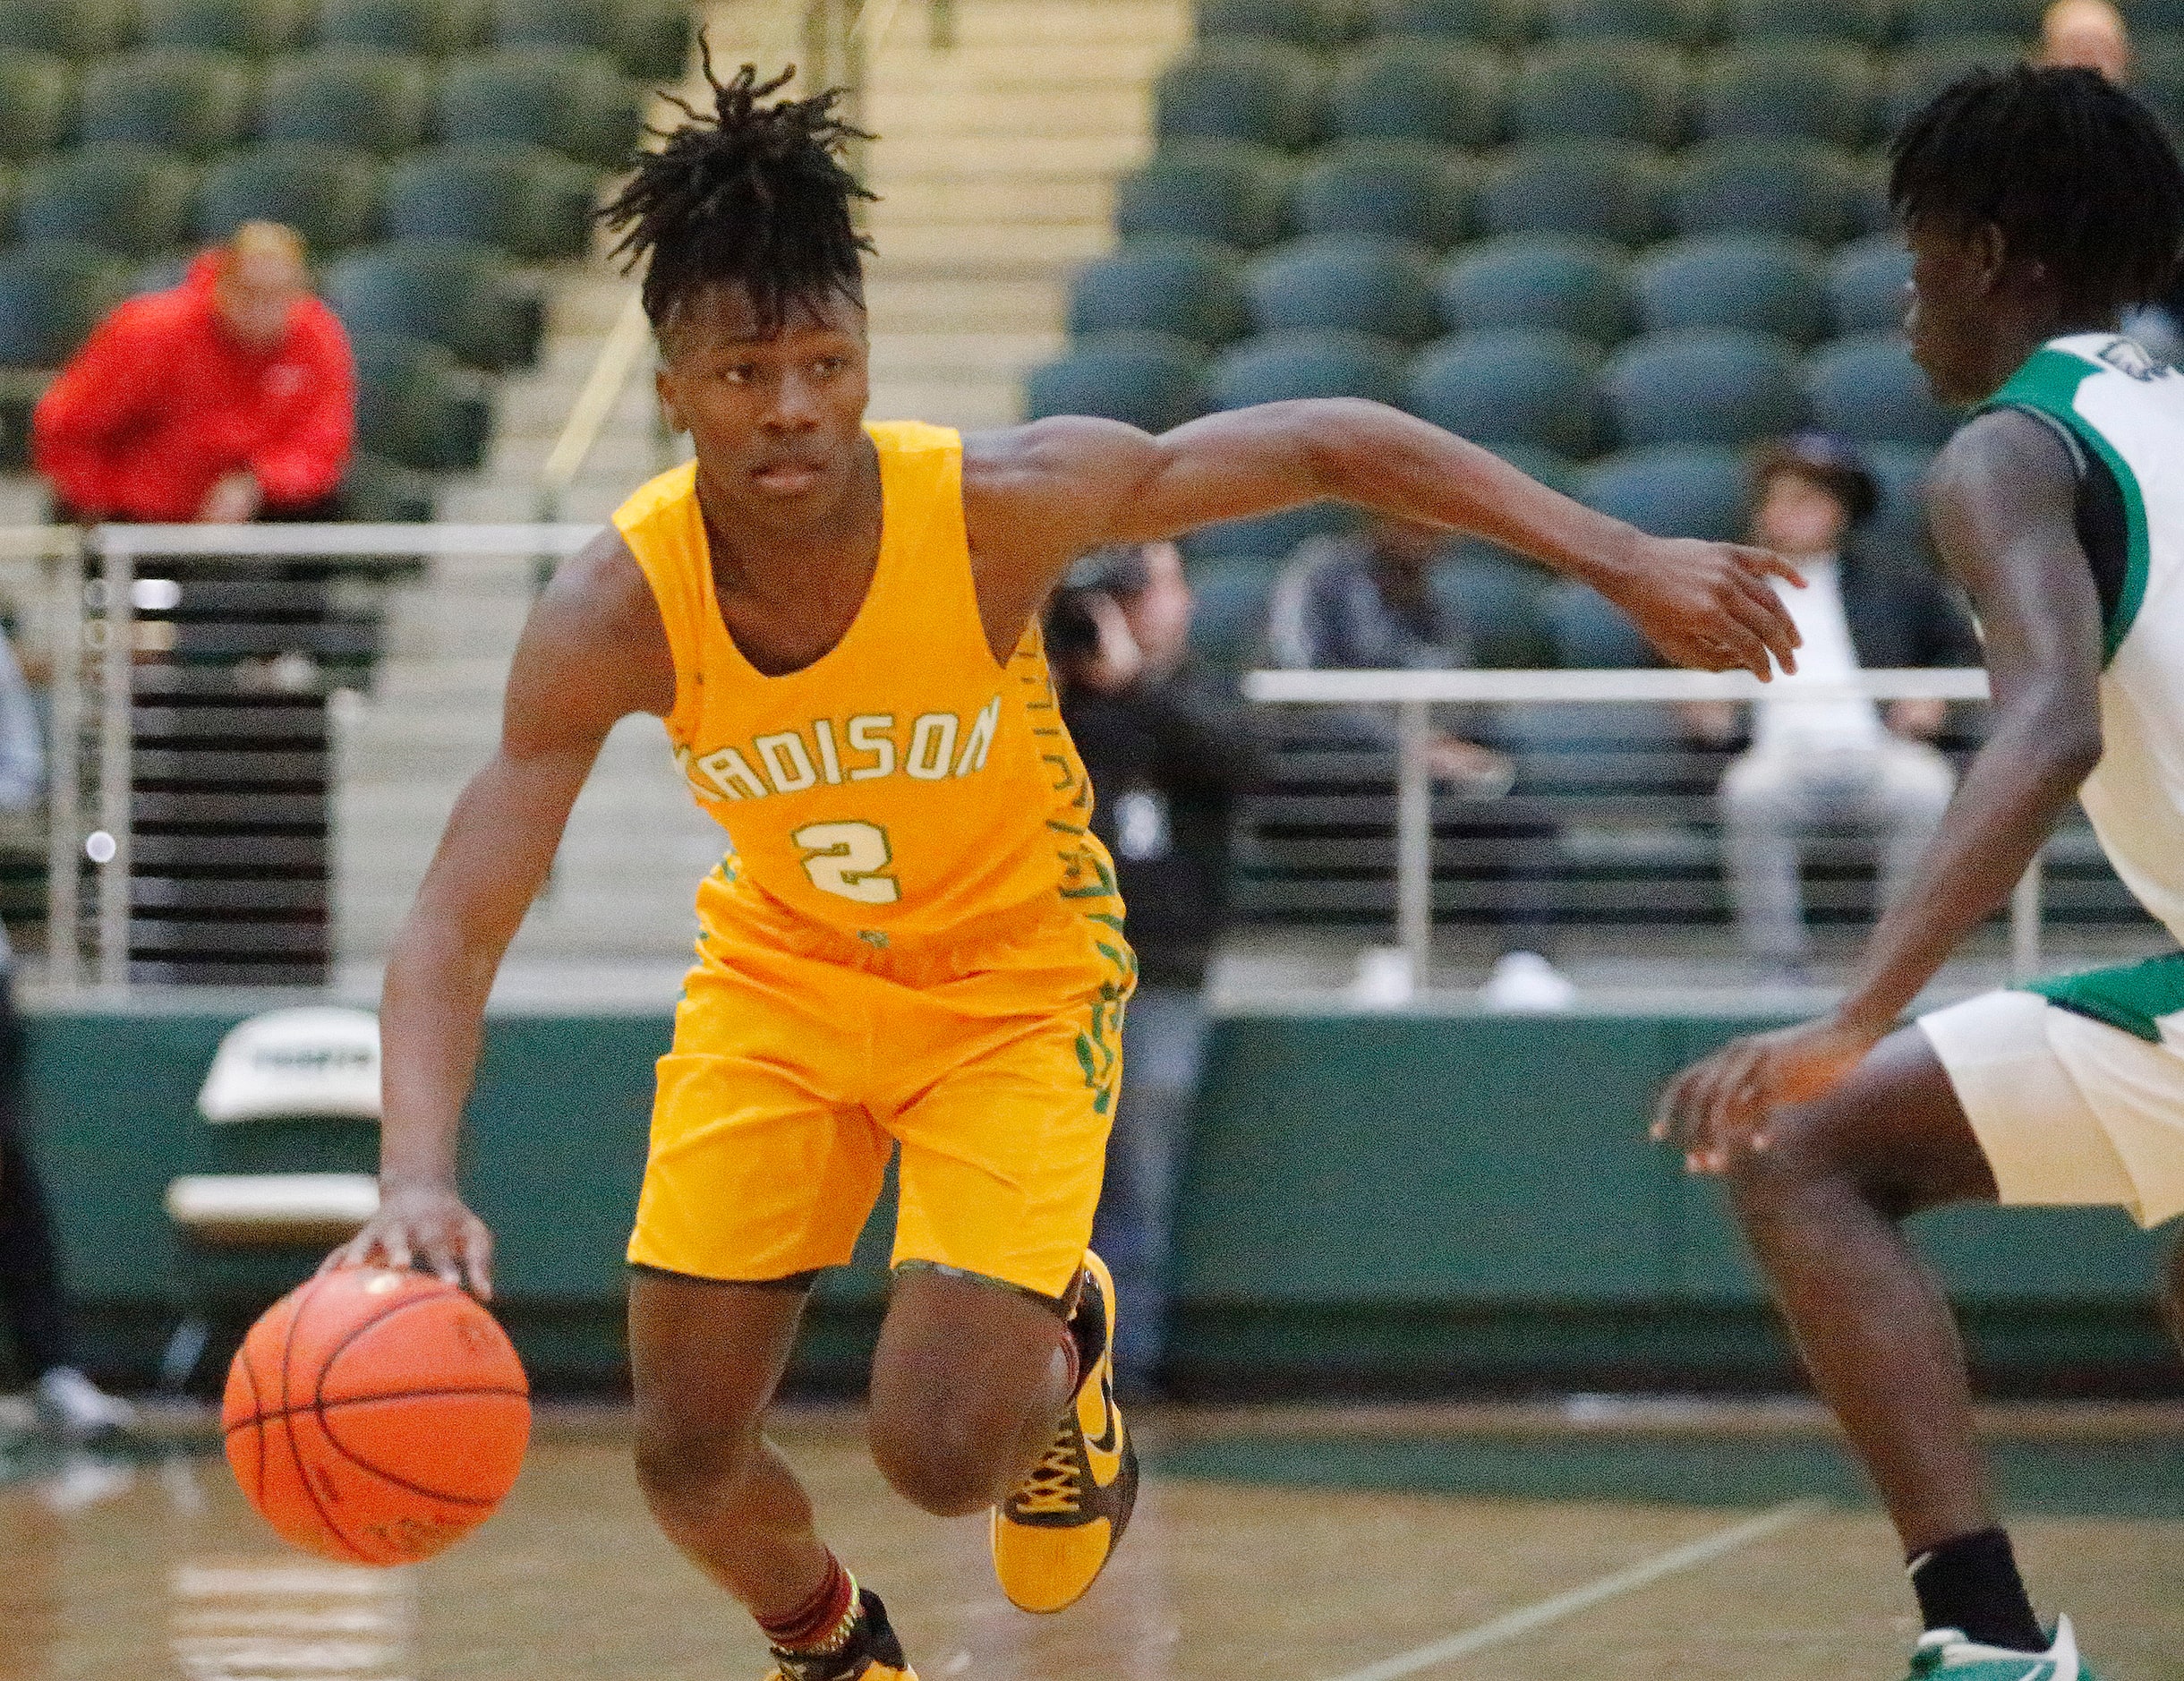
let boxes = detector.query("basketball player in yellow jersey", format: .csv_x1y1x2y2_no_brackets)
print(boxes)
328,62,1803,1681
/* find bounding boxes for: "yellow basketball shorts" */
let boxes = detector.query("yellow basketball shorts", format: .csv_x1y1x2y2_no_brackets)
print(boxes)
627,884,1136,1301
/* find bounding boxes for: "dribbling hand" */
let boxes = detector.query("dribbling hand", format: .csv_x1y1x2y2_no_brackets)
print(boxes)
322,1180,496,1300
1608,536,1805,679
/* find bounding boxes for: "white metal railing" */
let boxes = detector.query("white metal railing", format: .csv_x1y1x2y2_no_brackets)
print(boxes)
1243,666,2033,989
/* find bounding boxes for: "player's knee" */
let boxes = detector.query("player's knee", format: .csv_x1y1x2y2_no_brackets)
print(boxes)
633,1412,755,1515
867,1403,1009,1517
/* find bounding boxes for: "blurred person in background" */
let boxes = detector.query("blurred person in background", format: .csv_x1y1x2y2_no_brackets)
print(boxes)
32,221,354,525
0,627,135,1442
2038,0,2131,82
1048,542,1258,1398
1267,516,1574,1011
1689,436,1979,985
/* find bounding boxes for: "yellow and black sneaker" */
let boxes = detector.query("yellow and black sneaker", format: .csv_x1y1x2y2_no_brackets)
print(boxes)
765,1590,917,1681
990,1250,1139,1614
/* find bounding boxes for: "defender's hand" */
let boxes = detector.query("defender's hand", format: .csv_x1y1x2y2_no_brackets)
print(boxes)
1608,538,1804,679
322,1180,495,1299
1651,1017,1877,1173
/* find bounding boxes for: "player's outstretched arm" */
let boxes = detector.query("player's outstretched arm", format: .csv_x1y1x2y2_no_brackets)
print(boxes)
326,531,674,1295
965,402,1802,678
1657,410,2106,1167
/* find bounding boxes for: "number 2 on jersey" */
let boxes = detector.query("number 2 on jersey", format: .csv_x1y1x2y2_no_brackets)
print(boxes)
792,820,901,904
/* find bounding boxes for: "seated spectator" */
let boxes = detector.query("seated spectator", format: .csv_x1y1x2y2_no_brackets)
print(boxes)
2039,0,2131,82
1267,515,1575,1011
33,222,354,525
1690,435,1978,984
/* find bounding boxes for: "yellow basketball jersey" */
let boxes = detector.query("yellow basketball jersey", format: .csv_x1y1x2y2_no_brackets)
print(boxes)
614,421,1118,949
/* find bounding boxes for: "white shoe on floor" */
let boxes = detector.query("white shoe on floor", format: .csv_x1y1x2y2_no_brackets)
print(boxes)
1907,1615,2090,1679
1480,951,1577,1012
35,1367,139,1444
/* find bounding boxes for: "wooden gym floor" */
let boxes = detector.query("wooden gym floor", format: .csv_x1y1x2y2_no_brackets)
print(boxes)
3,1402,2180,1681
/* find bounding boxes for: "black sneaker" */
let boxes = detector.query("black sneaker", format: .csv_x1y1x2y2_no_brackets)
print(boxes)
766,1590,916,1681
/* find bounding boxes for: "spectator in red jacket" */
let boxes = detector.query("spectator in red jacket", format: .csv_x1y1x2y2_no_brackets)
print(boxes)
32,221,355,524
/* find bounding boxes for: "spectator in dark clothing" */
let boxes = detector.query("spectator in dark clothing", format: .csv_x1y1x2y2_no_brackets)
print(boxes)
1267,516,1575,1011
1051,541,1257,1397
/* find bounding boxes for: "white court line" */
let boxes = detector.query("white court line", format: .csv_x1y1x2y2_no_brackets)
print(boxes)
1317,1499,1822,1681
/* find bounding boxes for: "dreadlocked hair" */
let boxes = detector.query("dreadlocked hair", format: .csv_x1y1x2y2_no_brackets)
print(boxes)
1891,64,2184,321
600,53,875,343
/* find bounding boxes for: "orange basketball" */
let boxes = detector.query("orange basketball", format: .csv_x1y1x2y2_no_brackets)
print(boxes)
222,1267,531,1566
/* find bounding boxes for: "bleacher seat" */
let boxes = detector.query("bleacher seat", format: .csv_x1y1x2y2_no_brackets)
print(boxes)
350,330,491,471
1247,235,1444,343
1827,234,1911,334
1438,231,1631,342
1207,328,1410,408
18,144,198,258
1887,37,2025,129
1185,499,1357,562
1115,141,1292,249
1292,140,1472,249
1806,332,1958,446
1482,439,1583,497
1897,0,2042,39
1024,334,1207,432
1512,43,1687,145
1849,149,1894,235
0,239,128,366
258,48,436,157
437,47,643,170
491,0,691,83
1699,45,1880,146
1374,0,1533,47
199,143,384,254
1199,0,1360,48
138,0,309,56
1719,0,1890,44
1539,0,1710,44
386,141,596,261
1633,234,1829,344
1581,442,1748,540
1184,554,1277,671
2130,32,2184,133
1672,138,1856,241
1602,327,1807,445
0,0,132,57
1155,40,1328,150
1862,439,1937,558
1545,575,1658,665
1480,141,1667,241
324,238,542,371
1433,544,1555,668
79,48,256,159
1330,38,1505,147
0,48,77,161
317,0,490,55
1406,327,1605,457
1068,239,1251,346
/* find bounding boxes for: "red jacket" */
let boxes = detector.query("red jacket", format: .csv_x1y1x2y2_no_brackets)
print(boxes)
32,252,355,522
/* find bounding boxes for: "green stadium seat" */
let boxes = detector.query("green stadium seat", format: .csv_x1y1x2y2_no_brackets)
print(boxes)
1372,0,1534,47
1634,234,1829,344
1408,327,1604,456
491,0,692,83
1719,0,1890,41
1806,332,1959,446
1887,36,2024,129
1603,327,1807,446
340,449,436,521
387,141,595,261
325,238,542,371
1024,334,1208,433
1184,499,1358,562
0,0,132,57
1155,41,1328,150
1485,439,1584,496
1330,38,1504,147
1540,0,1709,45
351,330,492,471
18,144,199,259
199,143,384,254
1671,137,1856,241
1828,234,1911,334
1438,232,1632,342
1433,544,1555,668
1849,149,1894,235
1581,442,1748,541
1861,439,1935,558
1512,43,1687,145
2133,32,2184,132
1199,0,1361,48
317,0,490,55
1115,141,1292,249
1545,576,1657,665
80,48,257,161
1480,140,1668,241
0,239,130,366
0,49,75,161
1898,0,2041,40
1207,328,1409,409
1068,239,1251,346
437,47,642,170
258,49,434,158
1700,44,1881,145
1292,140,1471,249
138,0,308,55
1247,235,1444,344
1183,555,1276,672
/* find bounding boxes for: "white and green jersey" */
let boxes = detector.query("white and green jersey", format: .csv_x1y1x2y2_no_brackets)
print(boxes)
1984,333,2184,955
